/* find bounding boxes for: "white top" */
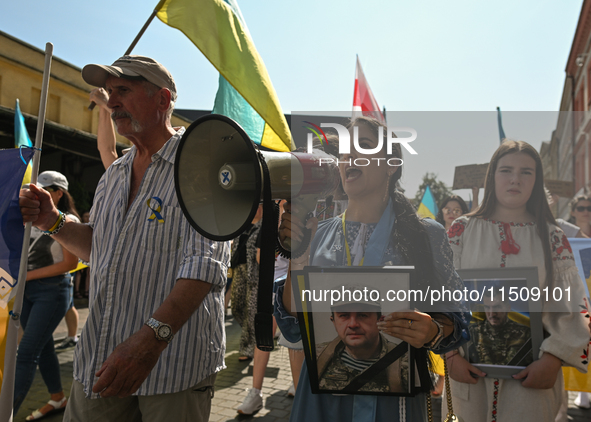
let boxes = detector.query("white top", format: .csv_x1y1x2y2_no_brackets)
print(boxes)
446,216,590,421
74,128,230,398
448,216,588,369
556,218,580,238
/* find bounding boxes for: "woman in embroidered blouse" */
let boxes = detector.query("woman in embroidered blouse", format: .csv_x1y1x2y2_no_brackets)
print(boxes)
275,116,469,422
446,140,589,422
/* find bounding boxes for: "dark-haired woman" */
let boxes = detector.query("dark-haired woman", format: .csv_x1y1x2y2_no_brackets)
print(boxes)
570,195,591,238
15,171,80,420
275,117,469,421
446,141,589,422
436,195,469,231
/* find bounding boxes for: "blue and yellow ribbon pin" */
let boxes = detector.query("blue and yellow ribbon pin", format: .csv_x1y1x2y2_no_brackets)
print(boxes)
147,196,164,223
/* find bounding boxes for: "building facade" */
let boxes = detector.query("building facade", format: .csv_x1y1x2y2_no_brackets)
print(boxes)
0,30,192,212
552,0,591,218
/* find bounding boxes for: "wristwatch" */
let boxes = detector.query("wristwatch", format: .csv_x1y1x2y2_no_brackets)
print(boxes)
145,318,174,343
426,319,444,349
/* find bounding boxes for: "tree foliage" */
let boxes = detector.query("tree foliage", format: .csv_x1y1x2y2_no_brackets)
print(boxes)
413,172,453,209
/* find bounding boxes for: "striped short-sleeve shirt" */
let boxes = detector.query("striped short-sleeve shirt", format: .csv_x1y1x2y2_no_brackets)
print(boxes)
73,128,230,397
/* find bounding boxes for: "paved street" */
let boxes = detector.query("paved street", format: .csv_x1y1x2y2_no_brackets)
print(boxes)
15,302,591,421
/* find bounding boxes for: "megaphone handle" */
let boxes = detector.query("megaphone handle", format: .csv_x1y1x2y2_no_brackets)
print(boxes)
277,197,317,260
277,226,312,260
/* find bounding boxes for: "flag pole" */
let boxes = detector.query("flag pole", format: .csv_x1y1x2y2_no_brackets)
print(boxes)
0,42,53,422
88,0,167,110
496,106,506,145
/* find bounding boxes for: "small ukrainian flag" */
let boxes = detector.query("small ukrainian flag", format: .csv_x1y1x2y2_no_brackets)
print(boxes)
14,99,33,186
417,186,438,220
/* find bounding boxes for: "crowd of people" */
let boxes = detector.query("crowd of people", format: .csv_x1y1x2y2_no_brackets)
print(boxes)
15,55,591,422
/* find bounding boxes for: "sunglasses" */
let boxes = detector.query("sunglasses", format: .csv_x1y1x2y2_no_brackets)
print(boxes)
576,206,591,212
443,207,463,216
44,186,61,193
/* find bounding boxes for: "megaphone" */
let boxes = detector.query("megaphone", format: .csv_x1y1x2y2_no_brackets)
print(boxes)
175,114,340,352
174,114,340,252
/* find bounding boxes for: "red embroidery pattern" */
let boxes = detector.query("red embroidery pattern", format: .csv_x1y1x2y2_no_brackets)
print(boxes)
500,223,520,255
488,220,534,267
491,379,499,422
554,234,573,255
550,230,574,261
485,218,535,227
447,220,466,246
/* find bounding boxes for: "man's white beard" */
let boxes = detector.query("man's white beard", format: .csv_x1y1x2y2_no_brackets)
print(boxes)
129,119,143,133
111,111,143,133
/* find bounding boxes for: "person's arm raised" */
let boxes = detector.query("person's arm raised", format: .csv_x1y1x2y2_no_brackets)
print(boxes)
470,187,480,212
90,88,118,170
20,184,93,262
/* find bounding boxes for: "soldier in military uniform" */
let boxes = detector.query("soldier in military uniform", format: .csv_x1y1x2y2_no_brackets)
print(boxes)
315,295,408,393
468,289,532,366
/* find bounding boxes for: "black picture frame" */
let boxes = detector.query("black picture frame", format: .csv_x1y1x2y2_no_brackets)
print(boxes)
291,266,426,396
456,267,543,379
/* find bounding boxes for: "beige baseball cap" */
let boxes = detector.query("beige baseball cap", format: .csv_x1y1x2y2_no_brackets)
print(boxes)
82,55,177,101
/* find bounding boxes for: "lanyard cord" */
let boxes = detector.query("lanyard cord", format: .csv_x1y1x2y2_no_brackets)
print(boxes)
342,211,365,266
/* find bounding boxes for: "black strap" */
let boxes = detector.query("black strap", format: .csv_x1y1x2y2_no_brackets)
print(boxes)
506,338,532,366
415,347,433,392
342,341,409,392
255,153,277,352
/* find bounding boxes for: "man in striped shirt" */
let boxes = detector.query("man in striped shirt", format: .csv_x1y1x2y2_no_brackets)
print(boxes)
20,55,229,421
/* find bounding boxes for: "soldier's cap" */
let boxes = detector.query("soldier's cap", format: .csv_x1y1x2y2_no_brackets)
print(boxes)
330,284,382,313
82,55,177,102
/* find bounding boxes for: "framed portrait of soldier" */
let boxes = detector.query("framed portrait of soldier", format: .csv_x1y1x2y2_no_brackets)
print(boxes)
456,267,543,379
568,238,591,296
292,266,429,396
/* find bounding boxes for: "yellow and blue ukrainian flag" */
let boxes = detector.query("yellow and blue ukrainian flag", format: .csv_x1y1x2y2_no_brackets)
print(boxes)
14,99,33,185
417,185,438,220
156,0,293,152
0,148,34,390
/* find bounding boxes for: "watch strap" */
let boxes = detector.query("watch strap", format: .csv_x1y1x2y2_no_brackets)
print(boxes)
145,317,174,343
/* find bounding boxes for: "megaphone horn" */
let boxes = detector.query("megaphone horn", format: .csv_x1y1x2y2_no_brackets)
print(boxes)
174,114,340,244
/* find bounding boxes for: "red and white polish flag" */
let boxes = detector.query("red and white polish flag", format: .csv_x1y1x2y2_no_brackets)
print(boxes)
352,56,385,123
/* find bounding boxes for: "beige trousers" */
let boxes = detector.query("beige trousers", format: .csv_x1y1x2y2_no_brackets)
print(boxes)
63,373,216,422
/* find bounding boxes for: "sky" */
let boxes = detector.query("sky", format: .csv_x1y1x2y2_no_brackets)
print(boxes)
1,0,584,201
